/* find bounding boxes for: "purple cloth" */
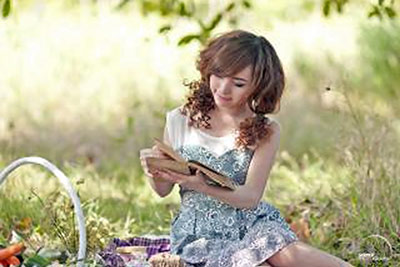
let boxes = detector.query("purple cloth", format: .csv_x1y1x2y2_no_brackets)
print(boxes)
114,236,171,258
98,236,171,267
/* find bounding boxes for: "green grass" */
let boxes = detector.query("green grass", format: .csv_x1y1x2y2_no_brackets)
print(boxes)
1,113,399,265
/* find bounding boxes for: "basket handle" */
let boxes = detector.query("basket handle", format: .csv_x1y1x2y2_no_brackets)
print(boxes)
0,156,87,266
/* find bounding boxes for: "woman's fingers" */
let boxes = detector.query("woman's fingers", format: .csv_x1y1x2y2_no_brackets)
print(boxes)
140,147,169,160
139,147,178,182
139,148,156,159
155,170,180,183
139,149,157,178
150,169,207,191
152,145,171,159
195,169,206,179
139,146,173,178
139,148,158,169
139,157,176,182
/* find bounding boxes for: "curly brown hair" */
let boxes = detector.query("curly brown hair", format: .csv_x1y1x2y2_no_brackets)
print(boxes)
181,30,285,148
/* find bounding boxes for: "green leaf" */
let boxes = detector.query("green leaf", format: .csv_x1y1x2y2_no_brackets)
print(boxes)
322,0,331,16
368,6,382,19
38,248,69,263
159,24,172,34
206,13,222,31
198,19,207,30
178,2,187,16
378,0,384,6
199,30,211,45
178,2,193,17
336,2,344,13
228,17,238,26
225,2,235,13
384,7,396,18
24,255,51,267
178,34,200,46
2,0,11,18
141,1,159,16
115,0,131,10
242,0,251,9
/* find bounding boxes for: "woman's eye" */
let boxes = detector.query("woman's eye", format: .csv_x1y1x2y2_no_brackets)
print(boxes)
235,83,245,88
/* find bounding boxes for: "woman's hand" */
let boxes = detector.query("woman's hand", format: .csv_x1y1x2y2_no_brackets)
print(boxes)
152,169,208,192
140,145,176,197
139,145,171,180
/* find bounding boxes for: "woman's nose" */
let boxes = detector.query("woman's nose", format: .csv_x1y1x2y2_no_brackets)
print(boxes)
219,78,231,95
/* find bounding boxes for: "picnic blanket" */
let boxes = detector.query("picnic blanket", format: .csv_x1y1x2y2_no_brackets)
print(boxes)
97,236,171,267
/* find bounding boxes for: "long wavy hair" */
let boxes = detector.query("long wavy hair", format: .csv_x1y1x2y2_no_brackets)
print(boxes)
181,30,285,148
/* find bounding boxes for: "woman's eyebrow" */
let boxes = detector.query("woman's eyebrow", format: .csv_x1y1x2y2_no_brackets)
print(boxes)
233,77,247,82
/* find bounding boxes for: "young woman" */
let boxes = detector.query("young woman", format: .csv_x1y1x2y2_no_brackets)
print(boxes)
140,30,352,267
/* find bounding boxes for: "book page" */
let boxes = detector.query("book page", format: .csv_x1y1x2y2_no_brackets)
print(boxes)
154,138,186,162
151,138,237,190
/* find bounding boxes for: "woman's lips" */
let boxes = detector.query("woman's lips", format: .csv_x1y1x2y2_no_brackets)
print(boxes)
216,94,232,102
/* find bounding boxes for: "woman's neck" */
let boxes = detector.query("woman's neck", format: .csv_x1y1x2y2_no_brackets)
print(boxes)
212,105,254,128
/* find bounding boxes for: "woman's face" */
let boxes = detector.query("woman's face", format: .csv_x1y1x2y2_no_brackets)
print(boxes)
209,65,255,111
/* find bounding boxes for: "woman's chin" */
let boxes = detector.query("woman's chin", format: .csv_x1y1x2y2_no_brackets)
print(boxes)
215,100,232,109
215,95,233,106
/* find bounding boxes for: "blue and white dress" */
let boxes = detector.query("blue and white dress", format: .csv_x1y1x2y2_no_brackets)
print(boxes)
165,108,298,267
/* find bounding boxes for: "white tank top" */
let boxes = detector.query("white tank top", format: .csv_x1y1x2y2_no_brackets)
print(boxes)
165,107,237,157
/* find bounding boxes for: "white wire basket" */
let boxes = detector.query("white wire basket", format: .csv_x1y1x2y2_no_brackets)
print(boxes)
0,157,87,267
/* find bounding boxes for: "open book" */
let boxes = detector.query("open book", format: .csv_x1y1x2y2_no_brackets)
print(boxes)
145,138,237,190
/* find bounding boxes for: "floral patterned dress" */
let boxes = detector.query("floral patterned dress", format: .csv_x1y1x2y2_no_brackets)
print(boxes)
166,108,298,267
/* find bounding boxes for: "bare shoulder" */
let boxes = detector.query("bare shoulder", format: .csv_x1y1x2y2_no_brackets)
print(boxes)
268,119,281,135
246,118,281,189
255,119,280,152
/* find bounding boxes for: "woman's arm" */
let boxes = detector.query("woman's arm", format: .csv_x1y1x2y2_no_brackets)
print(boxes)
140,125,175,198
155,121,281,209
145,169,175,197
